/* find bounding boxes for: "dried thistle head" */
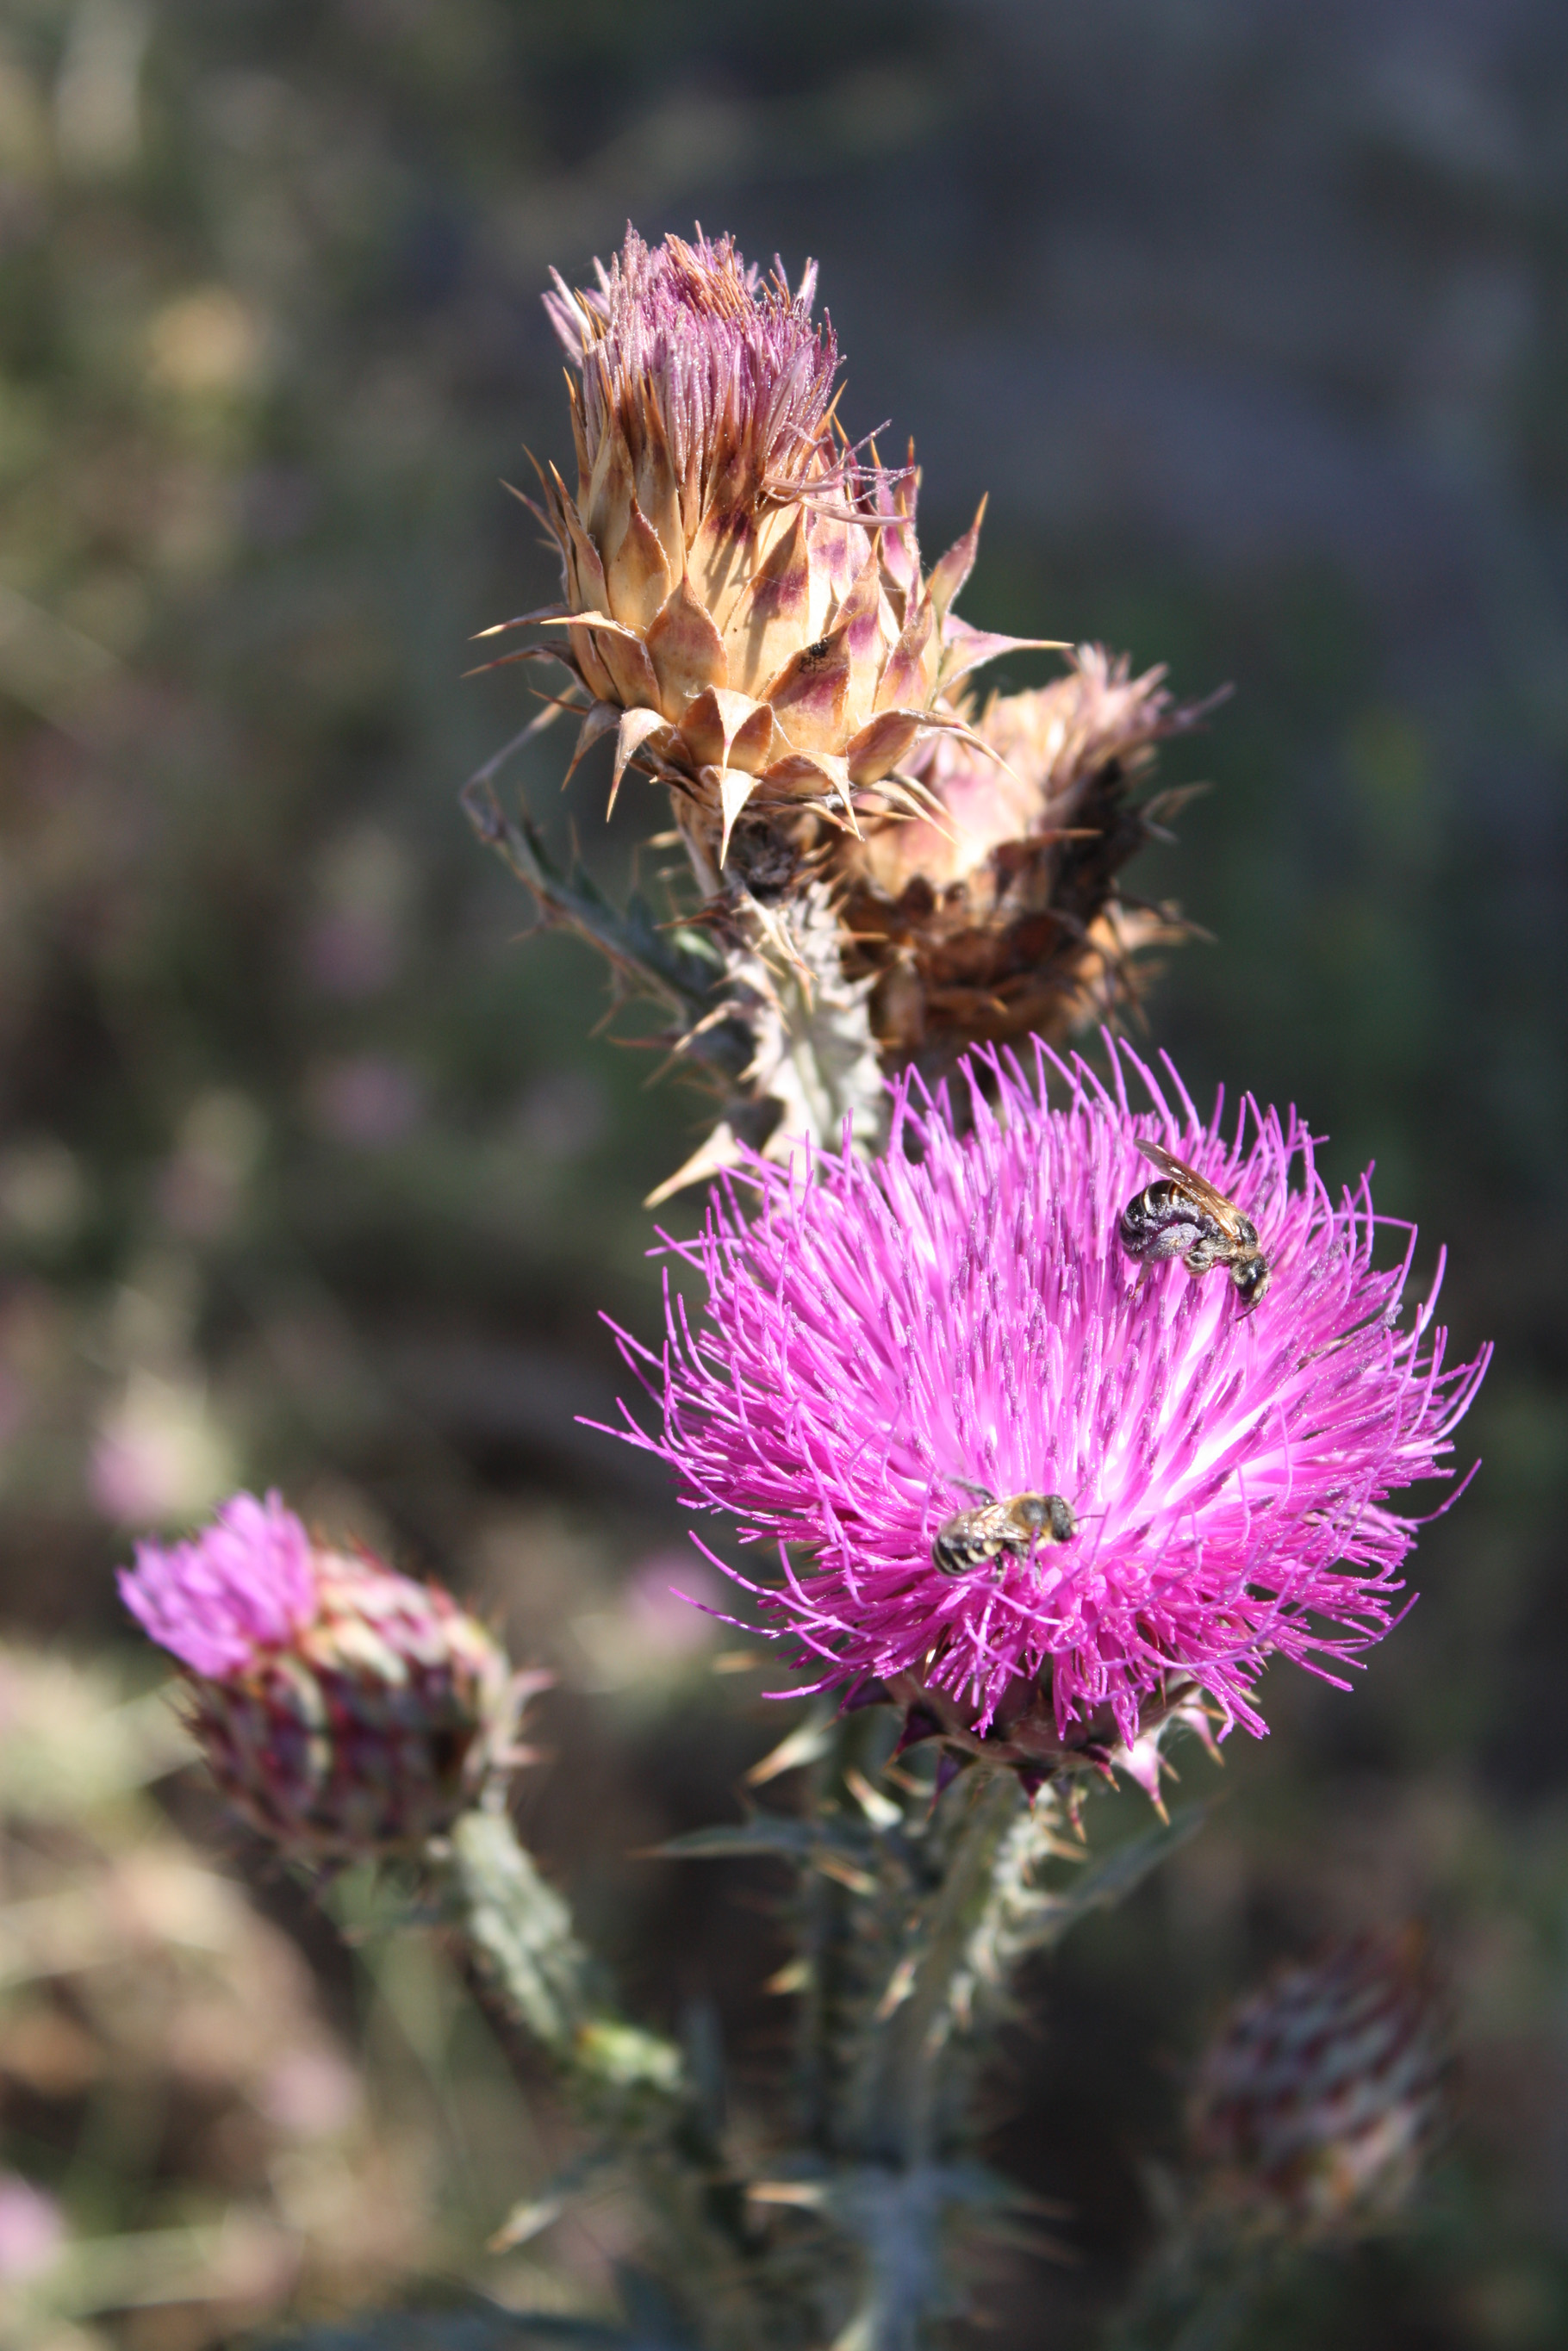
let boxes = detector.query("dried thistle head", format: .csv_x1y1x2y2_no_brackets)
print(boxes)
833,646,1210,1068
492,226,1042,870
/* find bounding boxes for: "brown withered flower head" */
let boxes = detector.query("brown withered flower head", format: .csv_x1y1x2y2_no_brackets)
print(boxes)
488,226,1040,874
836,646,1212,1071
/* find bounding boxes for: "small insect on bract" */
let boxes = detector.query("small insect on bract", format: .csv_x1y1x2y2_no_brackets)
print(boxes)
1117,1137,1272,1306
932,1487,1080,1578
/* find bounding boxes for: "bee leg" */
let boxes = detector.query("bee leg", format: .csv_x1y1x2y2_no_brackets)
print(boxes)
1182,1222,1230,1276
1140,1223,1204,1266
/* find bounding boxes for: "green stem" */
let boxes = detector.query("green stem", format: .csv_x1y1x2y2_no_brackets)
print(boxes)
795,1706,900,2157
788,1751,1082,2351
847,1772,1023,2168
444,1811,770,2346
1104,2217,1294,2351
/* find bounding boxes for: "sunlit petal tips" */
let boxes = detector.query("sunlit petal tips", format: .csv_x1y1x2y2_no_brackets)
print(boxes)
607,1038,1490,1750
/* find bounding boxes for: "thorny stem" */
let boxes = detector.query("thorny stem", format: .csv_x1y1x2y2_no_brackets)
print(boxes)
443,1729,1196,2351
791,1716,1079,2351
443,1810,771,2348
796,1705,898,2155
462,768,888,1176
849,1773,1023,2168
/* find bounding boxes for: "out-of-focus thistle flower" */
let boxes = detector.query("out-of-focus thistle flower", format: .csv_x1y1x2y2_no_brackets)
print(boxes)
489,226,1040,870
837,648,1210,1066
1189,1933,1450,2237
607,1039,1489,1788
121,1491,533,1860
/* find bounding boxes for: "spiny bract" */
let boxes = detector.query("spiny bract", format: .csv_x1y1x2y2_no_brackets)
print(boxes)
839,647,1204,1061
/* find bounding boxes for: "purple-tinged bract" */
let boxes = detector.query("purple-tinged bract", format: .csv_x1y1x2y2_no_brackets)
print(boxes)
544,227,840,515
609,1042,1489,1747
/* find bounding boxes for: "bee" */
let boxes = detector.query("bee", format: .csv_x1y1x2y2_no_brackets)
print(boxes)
1118,1138,1272,1306
932,1485,1080,1577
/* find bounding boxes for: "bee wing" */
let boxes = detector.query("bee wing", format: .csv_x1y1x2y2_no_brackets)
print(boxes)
1134,1136,1249,1238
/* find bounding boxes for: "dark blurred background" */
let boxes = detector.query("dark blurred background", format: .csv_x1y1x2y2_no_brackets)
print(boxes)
0,1,1563,2343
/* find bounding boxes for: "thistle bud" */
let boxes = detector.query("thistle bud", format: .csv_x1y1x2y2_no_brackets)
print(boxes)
506,226,1039,868
836,648,1206,1064
120,1490,531,1861
1189,1934,1449,2238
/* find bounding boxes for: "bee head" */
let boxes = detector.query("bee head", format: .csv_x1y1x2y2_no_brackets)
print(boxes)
1044,1494,1079,1543
1118,1195,1156,1250
1015,1492,1079,1545
1232,1255,1272,1307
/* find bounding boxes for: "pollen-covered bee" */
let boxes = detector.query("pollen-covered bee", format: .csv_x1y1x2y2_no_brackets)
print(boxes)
932,1487,1080,1577
1118,1138,1272,1306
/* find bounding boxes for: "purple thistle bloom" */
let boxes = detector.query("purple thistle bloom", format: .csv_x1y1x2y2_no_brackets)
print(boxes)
608,1041,1490,1748
120,1491,530,1858
120,1489,315,1678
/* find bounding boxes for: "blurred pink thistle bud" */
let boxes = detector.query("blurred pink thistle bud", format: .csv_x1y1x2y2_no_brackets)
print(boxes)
121,1490,538,1860
1189,1932,1450,2236
0,2173,64,2284
607,1037,1489,1767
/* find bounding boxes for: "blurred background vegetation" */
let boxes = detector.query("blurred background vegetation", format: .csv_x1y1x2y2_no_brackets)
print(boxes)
0,0,1562,2342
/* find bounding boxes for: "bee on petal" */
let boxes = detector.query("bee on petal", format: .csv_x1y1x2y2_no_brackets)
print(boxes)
933,1486,1079,1578
1119,1137,1272,1306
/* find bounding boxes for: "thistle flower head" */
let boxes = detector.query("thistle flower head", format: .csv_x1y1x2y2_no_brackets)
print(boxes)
121,1492,528,1860
609,1040,1488,1759
1189,1934,1449,2236
544,227,839,518
840,649,1204,1061
498,224,1044,869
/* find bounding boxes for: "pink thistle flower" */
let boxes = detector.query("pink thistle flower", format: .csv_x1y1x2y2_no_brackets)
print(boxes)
121,1492,534,1859
121,1490,316,1676
608,1041,1489,1755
